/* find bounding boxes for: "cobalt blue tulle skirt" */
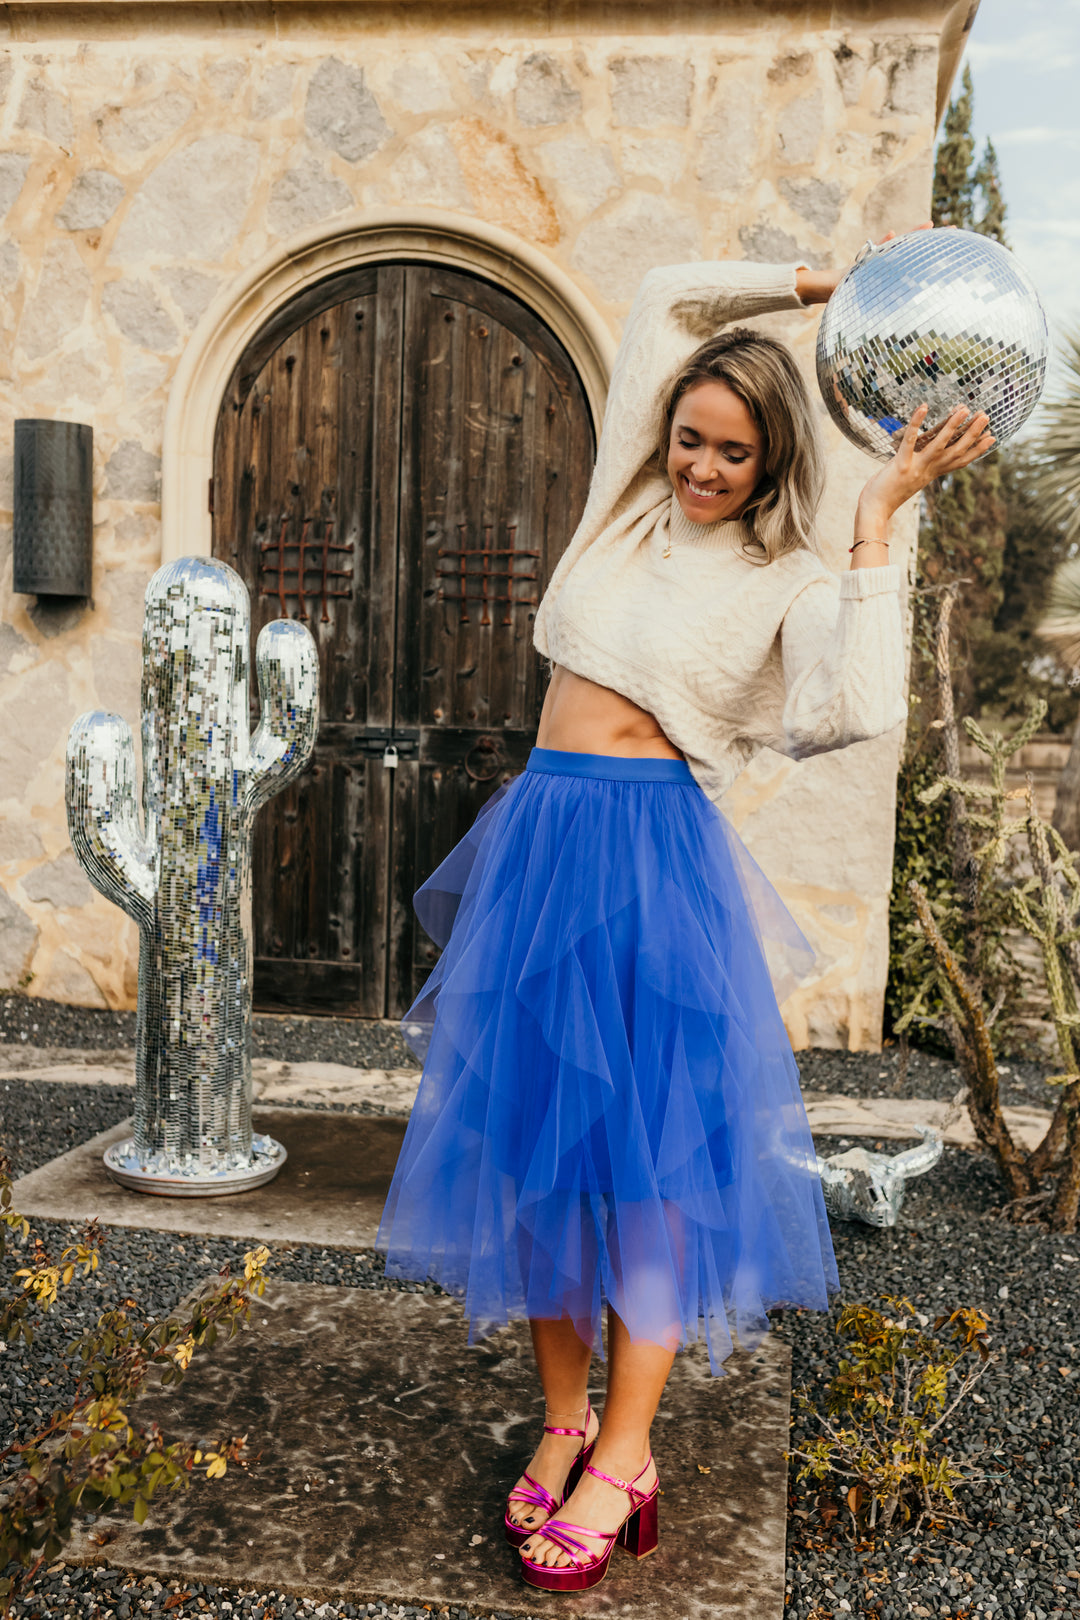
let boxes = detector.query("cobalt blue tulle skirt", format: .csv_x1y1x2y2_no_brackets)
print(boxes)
376,748,838,1373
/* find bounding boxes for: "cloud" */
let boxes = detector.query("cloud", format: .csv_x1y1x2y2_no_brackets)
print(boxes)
966,29,1077,71
993,126,1080,146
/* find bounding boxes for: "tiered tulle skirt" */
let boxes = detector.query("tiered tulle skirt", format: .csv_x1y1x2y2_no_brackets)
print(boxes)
376,749,838,1373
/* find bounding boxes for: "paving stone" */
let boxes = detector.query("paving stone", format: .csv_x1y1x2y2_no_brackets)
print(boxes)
64,1281,791,1619
11,1107,410,1250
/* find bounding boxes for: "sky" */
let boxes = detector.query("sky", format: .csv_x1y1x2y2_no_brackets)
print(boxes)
965,0,1080,373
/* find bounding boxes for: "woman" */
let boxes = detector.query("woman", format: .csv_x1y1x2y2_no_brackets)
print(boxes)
377,247,993,1593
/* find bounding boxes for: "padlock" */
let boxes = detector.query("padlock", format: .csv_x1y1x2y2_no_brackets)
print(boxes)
382,743,399,770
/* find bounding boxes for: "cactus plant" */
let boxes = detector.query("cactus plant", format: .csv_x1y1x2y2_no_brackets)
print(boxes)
66,556,318,1194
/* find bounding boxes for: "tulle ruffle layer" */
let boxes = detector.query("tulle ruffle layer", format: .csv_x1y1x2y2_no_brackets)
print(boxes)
376,749,837,1373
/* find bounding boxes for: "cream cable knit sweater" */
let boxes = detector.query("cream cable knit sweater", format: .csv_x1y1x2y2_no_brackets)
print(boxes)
533,259,909,802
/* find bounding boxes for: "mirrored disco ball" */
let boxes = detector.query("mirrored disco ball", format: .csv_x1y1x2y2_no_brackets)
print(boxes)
816,229,1048,460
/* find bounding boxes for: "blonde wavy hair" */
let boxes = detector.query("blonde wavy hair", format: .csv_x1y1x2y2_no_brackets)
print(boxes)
660,327,825,564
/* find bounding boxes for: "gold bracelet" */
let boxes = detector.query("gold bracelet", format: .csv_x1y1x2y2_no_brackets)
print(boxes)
849,538,889,553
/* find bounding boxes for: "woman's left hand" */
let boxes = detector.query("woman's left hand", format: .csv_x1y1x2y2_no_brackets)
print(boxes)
856,402,996,534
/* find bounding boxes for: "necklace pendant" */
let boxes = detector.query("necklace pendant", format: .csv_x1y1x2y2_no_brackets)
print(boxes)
662,540,671,559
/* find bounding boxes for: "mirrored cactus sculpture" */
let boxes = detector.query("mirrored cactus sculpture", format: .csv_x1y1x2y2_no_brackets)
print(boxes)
66,557,319,1195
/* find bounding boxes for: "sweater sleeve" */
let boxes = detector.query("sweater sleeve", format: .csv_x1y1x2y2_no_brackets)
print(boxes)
779,565,908,757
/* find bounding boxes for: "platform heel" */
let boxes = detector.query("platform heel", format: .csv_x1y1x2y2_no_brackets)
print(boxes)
616,1487,659,1558
519,1456,660,1592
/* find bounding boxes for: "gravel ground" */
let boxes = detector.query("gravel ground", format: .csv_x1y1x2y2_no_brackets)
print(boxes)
0,994,420,1072
2,1048,1079,1620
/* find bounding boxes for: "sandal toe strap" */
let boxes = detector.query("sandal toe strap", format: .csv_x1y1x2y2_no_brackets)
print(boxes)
508,1471,558,1517
526,1518,606,1568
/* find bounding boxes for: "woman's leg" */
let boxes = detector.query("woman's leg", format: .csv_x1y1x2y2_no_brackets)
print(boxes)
507,1315,600,1532
520,1304,675,1568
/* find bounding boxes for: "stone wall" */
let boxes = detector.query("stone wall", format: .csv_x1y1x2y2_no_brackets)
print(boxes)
0,1,963,1044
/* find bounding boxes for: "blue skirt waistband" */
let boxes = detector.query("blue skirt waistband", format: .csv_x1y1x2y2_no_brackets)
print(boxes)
526,747,695,784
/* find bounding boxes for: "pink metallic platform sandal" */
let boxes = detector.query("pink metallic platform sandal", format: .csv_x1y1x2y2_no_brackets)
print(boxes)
503,1401,596,1549
518,1455,660,1592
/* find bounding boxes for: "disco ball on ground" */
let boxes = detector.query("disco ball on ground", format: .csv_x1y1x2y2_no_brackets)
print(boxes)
816,229,1048,461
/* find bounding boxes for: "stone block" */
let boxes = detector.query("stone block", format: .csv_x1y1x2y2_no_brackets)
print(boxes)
267,155,353,237
0,819,43,864
388,52,454,115
251,63,295,121
697,95,759,196
63,1281,791,1619
767,50,813,84
779,176,848,234
0,152,30,220
0,664,71,807
17,77,74,147
113,135,259,261
205,59,246,103
777,91,824,164
878,40,938,117
56,170,126,231
16,239,90,361
539,135,618,217
388,124,471,209
98,90,195,155
450,118,559,247
610,55,693,128
90,634,142,718
104,439,161,502
833,41,868,107
0,887,37,987
21,850,92,909
621,136,685,185
305,57,391,164
573,192,700,301
0,622,31,675
102,279,177,352
863,153,932,239
159,266,220,328
36,948,106,1007
0,240,18,291
514,52,581,127
739,218,820,270
0,59,12,103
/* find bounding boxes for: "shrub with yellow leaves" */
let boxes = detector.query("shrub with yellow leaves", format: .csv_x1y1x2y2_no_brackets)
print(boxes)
788,1295,993,1536
0,1152,270,1612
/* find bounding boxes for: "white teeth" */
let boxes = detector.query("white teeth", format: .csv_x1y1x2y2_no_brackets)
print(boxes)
686,478,722,498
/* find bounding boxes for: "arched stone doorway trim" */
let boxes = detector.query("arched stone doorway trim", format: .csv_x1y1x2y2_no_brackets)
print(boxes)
161,207,615,564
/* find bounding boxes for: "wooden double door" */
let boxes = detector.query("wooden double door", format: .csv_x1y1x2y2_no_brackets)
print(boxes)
212,262,595,1017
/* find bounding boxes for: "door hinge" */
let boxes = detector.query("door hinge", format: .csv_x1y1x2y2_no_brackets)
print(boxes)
354,727,420,759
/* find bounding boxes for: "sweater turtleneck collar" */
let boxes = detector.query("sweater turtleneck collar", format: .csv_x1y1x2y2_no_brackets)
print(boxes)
664,492,750,554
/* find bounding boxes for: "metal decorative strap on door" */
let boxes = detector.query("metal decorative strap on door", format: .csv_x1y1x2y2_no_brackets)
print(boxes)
259,512,354,623
436,523,539,625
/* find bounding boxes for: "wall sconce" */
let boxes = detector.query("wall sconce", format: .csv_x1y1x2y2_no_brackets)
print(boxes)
12,419,93,597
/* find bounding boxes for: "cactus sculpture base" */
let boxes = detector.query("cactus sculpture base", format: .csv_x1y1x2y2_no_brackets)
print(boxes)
103,1133,287,1197
66,557,319,1197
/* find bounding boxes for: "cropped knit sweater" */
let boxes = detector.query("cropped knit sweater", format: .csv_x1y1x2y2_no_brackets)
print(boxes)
533,259,909,804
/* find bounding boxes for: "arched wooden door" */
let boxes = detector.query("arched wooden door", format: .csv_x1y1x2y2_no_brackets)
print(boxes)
212,262,595,1018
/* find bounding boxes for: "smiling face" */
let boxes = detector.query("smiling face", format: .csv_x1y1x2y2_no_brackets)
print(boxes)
666,379,766,525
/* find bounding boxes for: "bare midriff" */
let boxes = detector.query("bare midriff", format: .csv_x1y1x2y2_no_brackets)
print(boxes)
535,665,684,760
